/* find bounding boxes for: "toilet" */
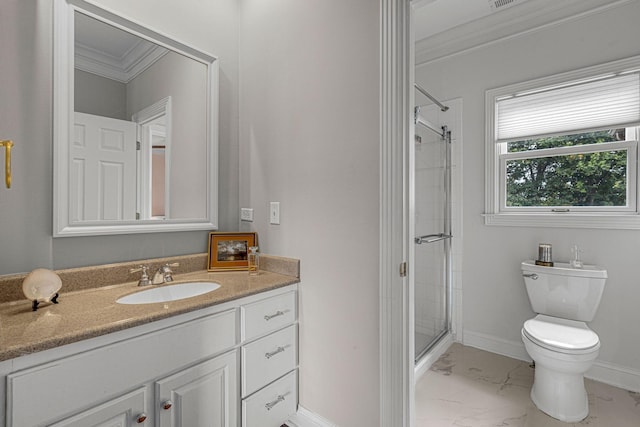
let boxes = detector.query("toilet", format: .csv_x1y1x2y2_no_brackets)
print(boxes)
521,260,607,422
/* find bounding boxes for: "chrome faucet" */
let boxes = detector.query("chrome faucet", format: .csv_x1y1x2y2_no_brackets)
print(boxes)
152,263,179,285
129,265,151,286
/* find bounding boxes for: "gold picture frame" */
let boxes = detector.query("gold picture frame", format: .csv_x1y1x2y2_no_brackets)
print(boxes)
207,232,258,271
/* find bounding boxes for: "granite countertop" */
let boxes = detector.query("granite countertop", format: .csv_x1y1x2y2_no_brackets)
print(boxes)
0,255,299,362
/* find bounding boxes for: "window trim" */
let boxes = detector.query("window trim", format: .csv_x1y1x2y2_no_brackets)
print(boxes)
485,55,640,229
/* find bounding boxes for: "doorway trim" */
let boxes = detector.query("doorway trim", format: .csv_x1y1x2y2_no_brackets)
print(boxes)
380,0,414,425
132,96,172,220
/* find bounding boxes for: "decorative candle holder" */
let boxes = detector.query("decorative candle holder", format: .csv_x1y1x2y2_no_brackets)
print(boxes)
535,243,554,267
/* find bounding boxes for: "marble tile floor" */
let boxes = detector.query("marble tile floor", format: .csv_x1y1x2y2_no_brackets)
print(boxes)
415,343,640,427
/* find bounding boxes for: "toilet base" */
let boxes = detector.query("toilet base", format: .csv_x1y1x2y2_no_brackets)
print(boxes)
522,327,599,423
530,363,588,422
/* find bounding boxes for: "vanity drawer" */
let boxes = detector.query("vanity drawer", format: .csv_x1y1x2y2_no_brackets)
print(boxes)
242,369,297,427
242,324,297,397
241,291,296,341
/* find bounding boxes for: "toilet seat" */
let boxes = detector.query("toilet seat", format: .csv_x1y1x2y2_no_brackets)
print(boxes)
523,315,599,355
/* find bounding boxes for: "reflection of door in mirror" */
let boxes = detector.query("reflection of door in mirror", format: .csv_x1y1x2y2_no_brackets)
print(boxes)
72,112,137,221
152,144,166,219
73,10,207,222
132,97,171,221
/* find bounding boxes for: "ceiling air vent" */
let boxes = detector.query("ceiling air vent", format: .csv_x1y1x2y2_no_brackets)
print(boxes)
489,0,528,11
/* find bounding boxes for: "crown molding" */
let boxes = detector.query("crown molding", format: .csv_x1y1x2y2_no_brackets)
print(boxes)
75,39,168,83
415,0,634,66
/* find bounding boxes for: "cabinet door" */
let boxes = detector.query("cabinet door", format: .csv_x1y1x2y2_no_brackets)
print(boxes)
49,387,149,427
156,350,238,427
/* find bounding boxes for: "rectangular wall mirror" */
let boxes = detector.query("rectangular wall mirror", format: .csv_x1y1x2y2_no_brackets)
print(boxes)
54,0,218,236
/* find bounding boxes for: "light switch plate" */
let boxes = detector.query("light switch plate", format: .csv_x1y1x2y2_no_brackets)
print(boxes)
270,202,280,225
240,208,254,222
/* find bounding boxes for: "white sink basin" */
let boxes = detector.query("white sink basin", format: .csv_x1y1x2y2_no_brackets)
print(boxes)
116,281,221,305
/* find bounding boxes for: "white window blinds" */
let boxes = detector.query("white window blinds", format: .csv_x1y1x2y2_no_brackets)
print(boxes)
496,73,640,142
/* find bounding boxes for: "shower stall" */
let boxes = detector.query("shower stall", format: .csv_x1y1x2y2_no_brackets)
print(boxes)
413,84,453,362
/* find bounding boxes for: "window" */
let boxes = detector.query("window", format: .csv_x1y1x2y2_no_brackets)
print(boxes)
485,56,640,229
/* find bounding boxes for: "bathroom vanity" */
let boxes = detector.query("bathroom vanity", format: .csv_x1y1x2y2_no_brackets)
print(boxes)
0,257,299,427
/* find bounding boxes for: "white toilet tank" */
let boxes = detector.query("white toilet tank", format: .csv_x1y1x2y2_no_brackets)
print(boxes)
521,260,607,322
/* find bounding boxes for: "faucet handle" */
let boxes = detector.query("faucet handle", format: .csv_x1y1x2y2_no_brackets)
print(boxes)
162,263,179,282
130,265,151,286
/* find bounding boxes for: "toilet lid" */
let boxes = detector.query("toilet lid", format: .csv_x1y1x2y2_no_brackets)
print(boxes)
523,315,599,353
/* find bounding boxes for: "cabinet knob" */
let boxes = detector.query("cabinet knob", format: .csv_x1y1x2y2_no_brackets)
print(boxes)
162,400,173,410
135,413,147,423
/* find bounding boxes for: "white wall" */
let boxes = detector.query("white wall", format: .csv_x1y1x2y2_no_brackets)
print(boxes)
239,0,380,425
0,0,240,274
416,1,640,387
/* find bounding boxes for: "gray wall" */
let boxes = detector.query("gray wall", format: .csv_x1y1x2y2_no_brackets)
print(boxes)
75,69,127,120
239,0,380,425
0,0,240,274
416,1,640,377
127,51,209,219
0,0,54,275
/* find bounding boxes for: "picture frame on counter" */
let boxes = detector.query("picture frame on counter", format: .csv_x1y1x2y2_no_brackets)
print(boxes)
207,232,258,271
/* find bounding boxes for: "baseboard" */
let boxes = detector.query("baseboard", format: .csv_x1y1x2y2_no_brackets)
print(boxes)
463,329,640,393
286,406,337,427
415,332,454,381
463,330,531,362
588,359,640,393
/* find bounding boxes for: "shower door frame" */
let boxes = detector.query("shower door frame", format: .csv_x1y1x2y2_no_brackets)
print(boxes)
413,122,453,363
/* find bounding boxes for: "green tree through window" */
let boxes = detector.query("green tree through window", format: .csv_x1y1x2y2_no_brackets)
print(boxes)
505,131,628,207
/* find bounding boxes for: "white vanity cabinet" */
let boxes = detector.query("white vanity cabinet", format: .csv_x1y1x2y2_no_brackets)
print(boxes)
239,291,298,427
1,284,298,427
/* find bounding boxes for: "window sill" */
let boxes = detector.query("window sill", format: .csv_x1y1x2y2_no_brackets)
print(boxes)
483,213,640,230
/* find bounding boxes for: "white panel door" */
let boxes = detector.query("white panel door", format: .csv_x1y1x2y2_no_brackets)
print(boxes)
156,350,238,427
72,112,137,221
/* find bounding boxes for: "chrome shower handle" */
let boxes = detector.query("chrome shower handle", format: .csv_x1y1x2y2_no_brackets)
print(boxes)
523,273,538,280
415,233,452,244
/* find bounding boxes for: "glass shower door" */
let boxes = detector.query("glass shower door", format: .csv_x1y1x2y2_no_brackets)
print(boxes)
414,106,451,362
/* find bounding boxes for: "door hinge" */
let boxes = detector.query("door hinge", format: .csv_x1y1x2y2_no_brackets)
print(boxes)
399,262,407,278
136,212,140,220
136,141,141,150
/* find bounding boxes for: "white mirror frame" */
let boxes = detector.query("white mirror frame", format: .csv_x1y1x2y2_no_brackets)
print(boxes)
53,0,218,237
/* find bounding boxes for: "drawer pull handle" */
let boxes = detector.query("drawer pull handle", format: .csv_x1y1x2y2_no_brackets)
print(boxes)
135,413,148,423
265,346,285,359
265,395,285,411
162,400,173,410
264,310,285,321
